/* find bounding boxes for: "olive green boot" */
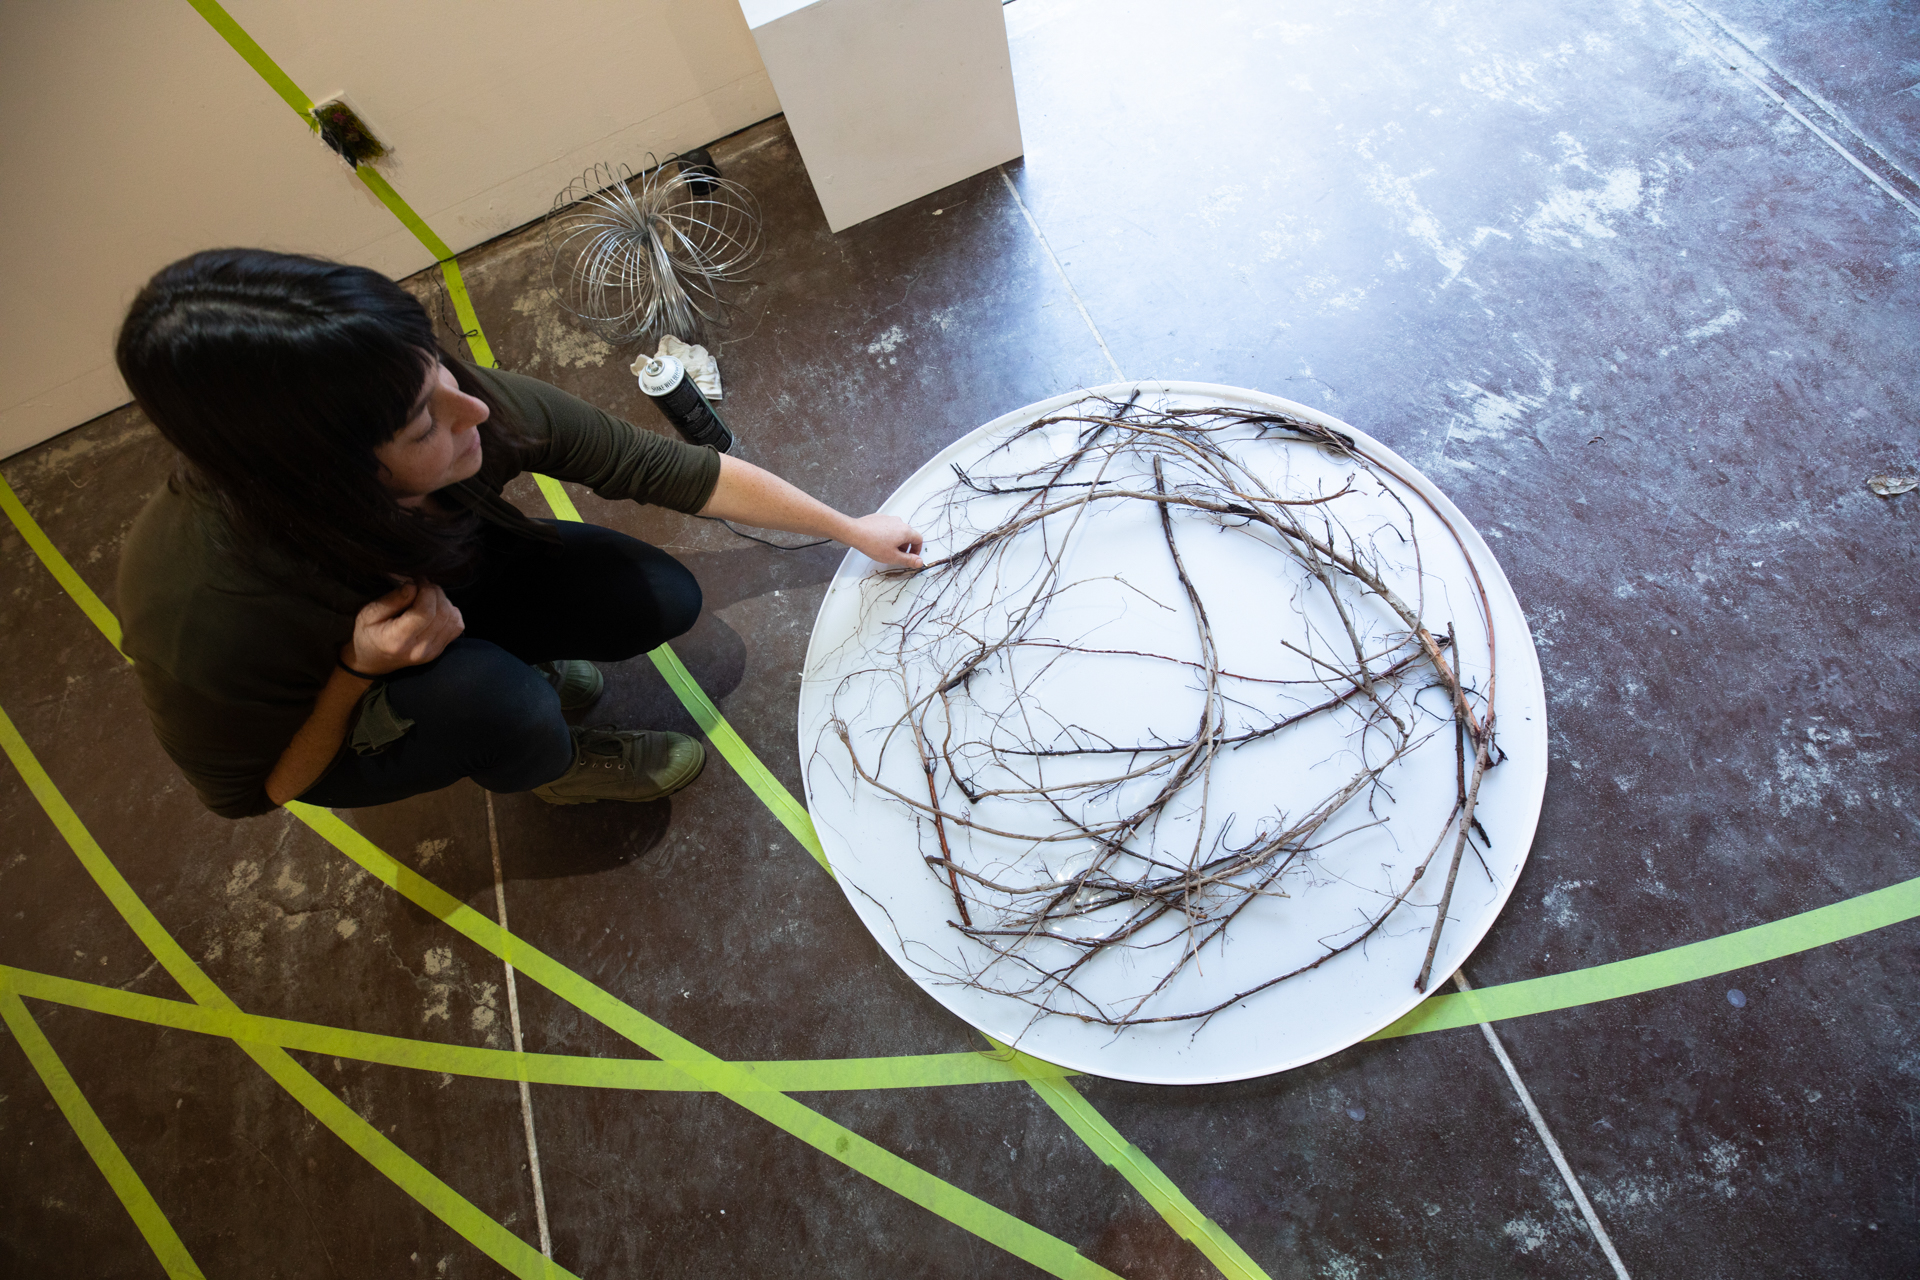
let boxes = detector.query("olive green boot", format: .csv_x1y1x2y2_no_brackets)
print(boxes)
533,725,706,805
533,660,604,712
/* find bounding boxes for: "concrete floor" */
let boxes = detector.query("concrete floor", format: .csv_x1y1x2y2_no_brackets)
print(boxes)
4,0,1918,1275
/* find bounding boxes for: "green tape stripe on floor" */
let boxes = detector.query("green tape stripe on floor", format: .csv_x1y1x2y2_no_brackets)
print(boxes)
527,473,832,871
0,707,574,1280
3,966,1067,1093
288,802,1118,1280
229,1034,570,1280
646,644,832,873
435,259,499,369
230,1035,571,1280
0,984,207,1279
352,166,500,369
0,474,124,655
1370,873,1920,1040
1001,1044,1271,1280
532,473,583,521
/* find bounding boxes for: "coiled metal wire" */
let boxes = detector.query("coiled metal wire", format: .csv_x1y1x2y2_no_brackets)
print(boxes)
546,157,762,345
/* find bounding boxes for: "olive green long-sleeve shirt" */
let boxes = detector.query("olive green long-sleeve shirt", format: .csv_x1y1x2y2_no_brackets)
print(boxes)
117,365,720,819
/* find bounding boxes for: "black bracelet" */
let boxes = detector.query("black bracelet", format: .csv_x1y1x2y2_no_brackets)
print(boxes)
337,656,379,681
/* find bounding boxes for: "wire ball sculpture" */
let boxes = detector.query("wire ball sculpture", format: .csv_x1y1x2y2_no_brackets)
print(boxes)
545,157,762,346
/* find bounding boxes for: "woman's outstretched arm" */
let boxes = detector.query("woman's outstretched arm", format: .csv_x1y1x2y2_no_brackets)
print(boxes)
698,454,924,568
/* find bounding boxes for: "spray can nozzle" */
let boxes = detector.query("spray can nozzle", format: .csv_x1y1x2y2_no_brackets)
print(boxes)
637,355,680,396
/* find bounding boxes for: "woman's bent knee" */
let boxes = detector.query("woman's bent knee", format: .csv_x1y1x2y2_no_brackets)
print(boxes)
386,640,559,736
653,562,702,639
593,550,701,658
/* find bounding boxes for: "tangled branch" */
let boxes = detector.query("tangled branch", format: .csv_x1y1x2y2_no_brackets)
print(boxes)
812,397,1504,1033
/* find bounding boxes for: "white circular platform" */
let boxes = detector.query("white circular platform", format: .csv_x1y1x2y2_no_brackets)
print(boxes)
799,383,1547,1084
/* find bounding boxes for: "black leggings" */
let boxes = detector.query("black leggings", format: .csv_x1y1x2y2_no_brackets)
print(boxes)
299,520,701,808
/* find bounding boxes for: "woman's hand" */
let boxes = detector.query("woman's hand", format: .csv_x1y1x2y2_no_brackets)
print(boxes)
341,580,465,676
844,513,925,569
269,581,460,807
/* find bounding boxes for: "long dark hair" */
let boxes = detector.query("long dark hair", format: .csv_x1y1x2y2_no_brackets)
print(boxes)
117,248,517,597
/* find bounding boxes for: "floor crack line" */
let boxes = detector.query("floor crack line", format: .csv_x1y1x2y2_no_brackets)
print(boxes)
489,792,554,1261
1455,971,1631,1279
998,166,1128,382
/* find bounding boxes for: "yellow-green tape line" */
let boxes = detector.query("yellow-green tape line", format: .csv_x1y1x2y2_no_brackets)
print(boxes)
999,1043,1272,1280
3,966,1069,1094
525,474,833,872
532,473,583,522
287,802,1118,1280
0,983,207,1279
229,1035,571,1280
1369,872,1920,1040
354,166,454,262
0,473,125,656
184,0,310,119
352,171,499,369
435,258,498,369
646,644,832,873
0,707,572,1280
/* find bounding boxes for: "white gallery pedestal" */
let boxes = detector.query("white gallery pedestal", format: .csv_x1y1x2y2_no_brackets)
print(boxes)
741,0,1024,232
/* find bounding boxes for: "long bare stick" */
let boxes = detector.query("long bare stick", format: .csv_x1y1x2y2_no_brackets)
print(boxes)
1415,735,1493,992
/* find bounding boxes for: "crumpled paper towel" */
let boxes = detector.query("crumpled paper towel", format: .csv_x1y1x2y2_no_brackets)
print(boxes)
631,335,722,399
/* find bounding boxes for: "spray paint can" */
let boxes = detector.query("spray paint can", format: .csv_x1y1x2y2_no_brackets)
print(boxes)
677,147,720,199
636,353,734,453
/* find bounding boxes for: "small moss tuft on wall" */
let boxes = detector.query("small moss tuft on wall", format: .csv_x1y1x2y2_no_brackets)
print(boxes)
309,98,389,167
